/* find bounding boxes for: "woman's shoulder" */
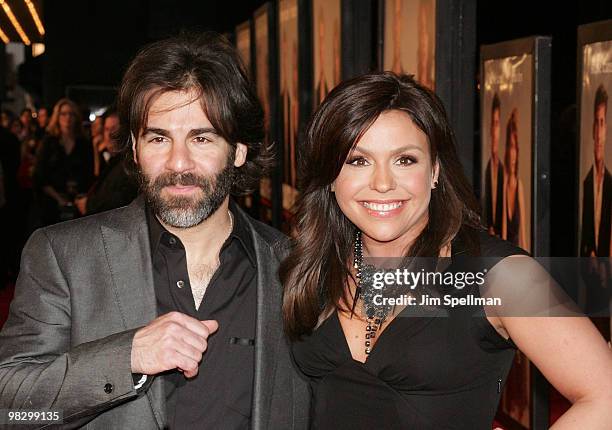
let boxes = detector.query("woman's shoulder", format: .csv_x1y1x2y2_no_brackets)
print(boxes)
474,227,530,258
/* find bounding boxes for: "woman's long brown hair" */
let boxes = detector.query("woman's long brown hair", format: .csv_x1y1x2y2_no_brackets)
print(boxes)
280,72,482,340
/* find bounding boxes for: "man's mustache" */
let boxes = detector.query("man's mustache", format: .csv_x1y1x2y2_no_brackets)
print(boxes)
152,173,209,189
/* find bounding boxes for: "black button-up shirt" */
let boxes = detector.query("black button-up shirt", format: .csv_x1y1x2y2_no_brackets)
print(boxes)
147,200,257,429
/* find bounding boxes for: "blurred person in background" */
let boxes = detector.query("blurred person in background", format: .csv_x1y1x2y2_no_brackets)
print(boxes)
75,107,138,215
35,106,49,140
18,108,37,142
33,98,93,226
9,118,22,139
91,115,105,177
1,109,15,129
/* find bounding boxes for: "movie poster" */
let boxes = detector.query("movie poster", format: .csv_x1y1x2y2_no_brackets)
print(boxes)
312,0,341,110
577,37,612,339
279,0,299,214
254,4,272,223
236,21,251,75
481,53,534,428
578,40,612,258
383,0,435,90
481,55,533,254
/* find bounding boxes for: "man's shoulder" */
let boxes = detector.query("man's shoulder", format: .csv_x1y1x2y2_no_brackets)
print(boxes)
41,202,141,239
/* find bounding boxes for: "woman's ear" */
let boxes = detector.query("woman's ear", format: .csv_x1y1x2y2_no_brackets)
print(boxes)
330,182,336,192
431,160,440,189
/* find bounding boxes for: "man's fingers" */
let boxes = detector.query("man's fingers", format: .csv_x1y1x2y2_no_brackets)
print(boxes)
177,338,206,363
201,319,219,335
132,312,216,376
179,329,209,353
166,312,214,339
173,350,200,377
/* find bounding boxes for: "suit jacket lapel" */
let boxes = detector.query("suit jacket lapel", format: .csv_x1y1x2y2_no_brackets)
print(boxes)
241,213,283,430
99,195,166,429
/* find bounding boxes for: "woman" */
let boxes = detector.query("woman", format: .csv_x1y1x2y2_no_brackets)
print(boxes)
281,73,612,428
33,98,93,225
502,108,528,250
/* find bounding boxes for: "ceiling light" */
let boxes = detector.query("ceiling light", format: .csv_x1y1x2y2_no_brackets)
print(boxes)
0,25,9,44
24,0,44,36
0,0,31,45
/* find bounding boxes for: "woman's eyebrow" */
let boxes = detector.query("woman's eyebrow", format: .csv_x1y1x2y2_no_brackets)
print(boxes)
352,144,424,155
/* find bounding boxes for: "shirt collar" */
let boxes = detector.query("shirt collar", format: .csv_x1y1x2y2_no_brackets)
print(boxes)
145,199,256,267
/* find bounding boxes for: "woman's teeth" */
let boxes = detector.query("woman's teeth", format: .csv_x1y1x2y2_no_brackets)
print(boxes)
362,201,403,211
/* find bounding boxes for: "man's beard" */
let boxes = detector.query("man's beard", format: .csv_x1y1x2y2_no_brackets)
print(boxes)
138,153,235,228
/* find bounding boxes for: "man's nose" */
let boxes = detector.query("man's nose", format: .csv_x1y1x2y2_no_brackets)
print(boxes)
166,141,196,172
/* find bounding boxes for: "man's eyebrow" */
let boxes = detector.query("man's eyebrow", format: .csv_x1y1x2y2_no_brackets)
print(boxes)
141,127,218,138
142,127,170,137
187,127,218,138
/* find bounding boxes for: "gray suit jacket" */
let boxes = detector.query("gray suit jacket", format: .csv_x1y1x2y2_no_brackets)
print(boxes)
0,196,310,429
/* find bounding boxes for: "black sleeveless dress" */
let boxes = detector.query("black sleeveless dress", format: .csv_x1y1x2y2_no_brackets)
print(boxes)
291,230,529,429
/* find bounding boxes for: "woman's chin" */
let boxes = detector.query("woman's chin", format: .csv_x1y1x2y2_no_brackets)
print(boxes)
361,228,405,246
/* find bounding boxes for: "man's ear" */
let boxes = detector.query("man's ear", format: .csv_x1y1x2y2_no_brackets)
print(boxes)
131,133,139,165
234,143,247,167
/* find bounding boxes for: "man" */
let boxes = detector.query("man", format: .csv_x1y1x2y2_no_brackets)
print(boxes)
0,33,309,429
75,108,139,215
35,106,49,140
581,84,611,257
484,92,504,236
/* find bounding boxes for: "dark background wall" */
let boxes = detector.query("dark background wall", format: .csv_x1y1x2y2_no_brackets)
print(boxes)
41,0,267,104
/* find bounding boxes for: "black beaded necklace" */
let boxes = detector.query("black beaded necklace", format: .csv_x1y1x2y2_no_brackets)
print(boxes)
353,230,394,356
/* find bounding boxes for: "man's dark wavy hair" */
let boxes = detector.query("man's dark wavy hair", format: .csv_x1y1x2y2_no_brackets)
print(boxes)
116,31,271,195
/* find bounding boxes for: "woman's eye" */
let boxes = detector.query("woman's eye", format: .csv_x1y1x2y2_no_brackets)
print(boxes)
347,156,369,166
396,156,416,166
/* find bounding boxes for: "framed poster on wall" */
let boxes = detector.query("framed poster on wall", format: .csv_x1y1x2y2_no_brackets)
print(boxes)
481,50,533,252
234,20,255,212
236,20,252,77
312,0,341,110
378,0,476,185
278,0,312,222
278,0,299,217
381,0,436,90
480,36,551,430
577,19,612,340
254,3,279,226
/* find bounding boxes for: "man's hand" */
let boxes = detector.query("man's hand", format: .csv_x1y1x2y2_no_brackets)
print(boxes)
131,312,218,378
